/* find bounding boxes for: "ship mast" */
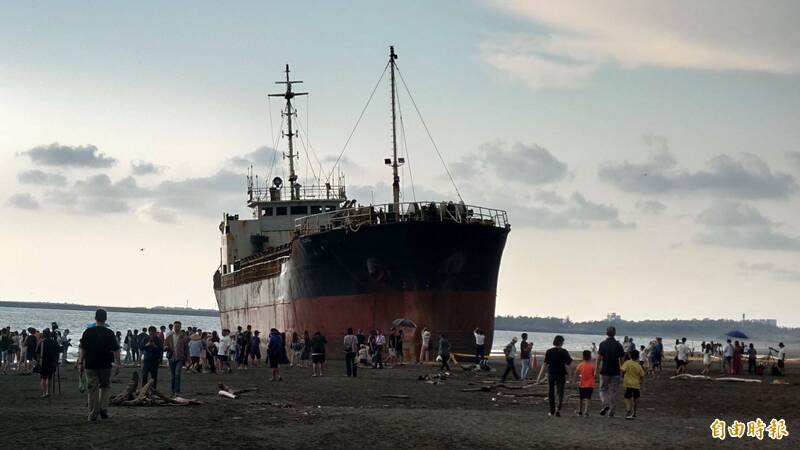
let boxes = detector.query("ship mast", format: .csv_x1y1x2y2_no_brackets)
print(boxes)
389,46,401,212
269,64,307,200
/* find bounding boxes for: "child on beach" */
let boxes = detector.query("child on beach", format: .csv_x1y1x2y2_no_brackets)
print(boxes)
621,349,645,420
572,350,595,417
358,344,369,366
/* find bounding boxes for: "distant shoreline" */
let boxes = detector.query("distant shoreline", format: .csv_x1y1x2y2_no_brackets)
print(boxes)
0,300,219,317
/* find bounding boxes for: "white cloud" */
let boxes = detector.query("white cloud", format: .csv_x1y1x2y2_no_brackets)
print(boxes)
636,200,667,214
484,1,800,88
695,202,800,251
6,193,40,210
736,262,800,282
599,141,798,199
136,203,178,224
131,160,164,176
20,143,116,168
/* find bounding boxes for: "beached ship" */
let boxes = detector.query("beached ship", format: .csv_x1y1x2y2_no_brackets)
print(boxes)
213,47,510,356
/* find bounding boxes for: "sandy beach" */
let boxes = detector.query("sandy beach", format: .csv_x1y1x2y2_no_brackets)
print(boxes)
0,356,796,449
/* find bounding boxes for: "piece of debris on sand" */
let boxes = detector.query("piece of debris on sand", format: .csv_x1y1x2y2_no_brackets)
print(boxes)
111,372,203,406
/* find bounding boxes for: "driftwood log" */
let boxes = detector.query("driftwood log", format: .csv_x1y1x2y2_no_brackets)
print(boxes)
111,372,202,406
111,372,140,404
218,382,259,396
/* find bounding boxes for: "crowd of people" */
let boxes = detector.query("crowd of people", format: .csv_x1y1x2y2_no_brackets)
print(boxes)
493,327,790,420
0,311,791,423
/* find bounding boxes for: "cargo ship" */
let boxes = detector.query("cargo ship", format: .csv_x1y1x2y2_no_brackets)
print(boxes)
213,47,510,356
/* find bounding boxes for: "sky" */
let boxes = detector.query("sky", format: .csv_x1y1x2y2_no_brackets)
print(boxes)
2,1,799,325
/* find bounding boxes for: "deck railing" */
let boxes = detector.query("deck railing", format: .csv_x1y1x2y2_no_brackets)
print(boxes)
294,201,509,235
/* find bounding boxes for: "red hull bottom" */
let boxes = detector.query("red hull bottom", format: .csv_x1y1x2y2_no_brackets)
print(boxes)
218,291,497,359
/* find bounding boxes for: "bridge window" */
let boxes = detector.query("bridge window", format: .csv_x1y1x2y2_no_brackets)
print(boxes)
324,205,336,212
310,205,322,214
290,205,308,215
275,206,287,216
261,207,273,216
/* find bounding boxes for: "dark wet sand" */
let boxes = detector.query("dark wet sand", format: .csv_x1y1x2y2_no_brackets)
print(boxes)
0,358,797,449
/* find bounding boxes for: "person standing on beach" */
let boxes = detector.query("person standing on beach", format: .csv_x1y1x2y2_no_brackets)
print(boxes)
60,329,71,365
164,321,188,396
419,328,431,363
675,337,689,375
500,336,520,383
25,329,38,373
248,331,262,367
395,329,404,365
519,333,532,379
438,333,451,373
131,329,140,364
386,328,397,366
746,343,757,375
597,326,624,417
474,328,486,367
374,330,386,369
732,340,743,375
701,343,712,376
79,309,121,421
0,328,10,375
37,329,60,397
301,330,311,368
343,328,358,378
140,326,163,389
572,350,595,417
650,337,663,377
310,331,327,377
722,339,733,374
621,349,645,420
776,342,786,376
537,335,572,417
217,329,232,374
267,328,283,381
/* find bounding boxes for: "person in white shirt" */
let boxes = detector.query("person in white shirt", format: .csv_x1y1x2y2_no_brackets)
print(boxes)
474,328,486,366
777,342,786,375
419,328,431,363
722,340,733,374
374,330,386,369
217,329,232,373
675,337,690,374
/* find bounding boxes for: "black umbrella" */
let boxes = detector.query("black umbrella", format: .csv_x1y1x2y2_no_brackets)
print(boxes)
726,330,748,339
392,318,417,328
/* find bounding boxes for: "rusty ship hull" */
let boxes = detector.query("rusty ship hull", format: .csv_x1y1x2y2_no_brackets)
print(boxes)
214,220,509,356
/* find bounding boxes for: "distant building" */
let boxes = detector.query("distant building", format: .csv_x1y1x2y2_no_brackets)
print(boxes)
607,312,622,322
742,314,777,327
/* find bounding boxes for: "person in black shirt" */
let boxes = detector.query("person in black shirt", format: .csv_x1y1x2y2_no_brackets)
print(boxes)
597,326,625,417
25,329,38,371
38,329,61,397
79,309,121,422
537,335,572,417
140,326,163,389
310,331,327,377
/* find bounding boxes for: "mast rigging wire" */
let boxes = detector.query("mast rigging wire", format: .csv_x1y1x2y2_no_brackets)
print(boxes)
395,64,464,203
325,61,391,184
395,82,416,203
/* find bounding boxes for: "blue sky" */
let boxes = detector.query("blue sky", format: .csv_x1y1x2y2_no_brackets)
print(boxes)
2,1,799,325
